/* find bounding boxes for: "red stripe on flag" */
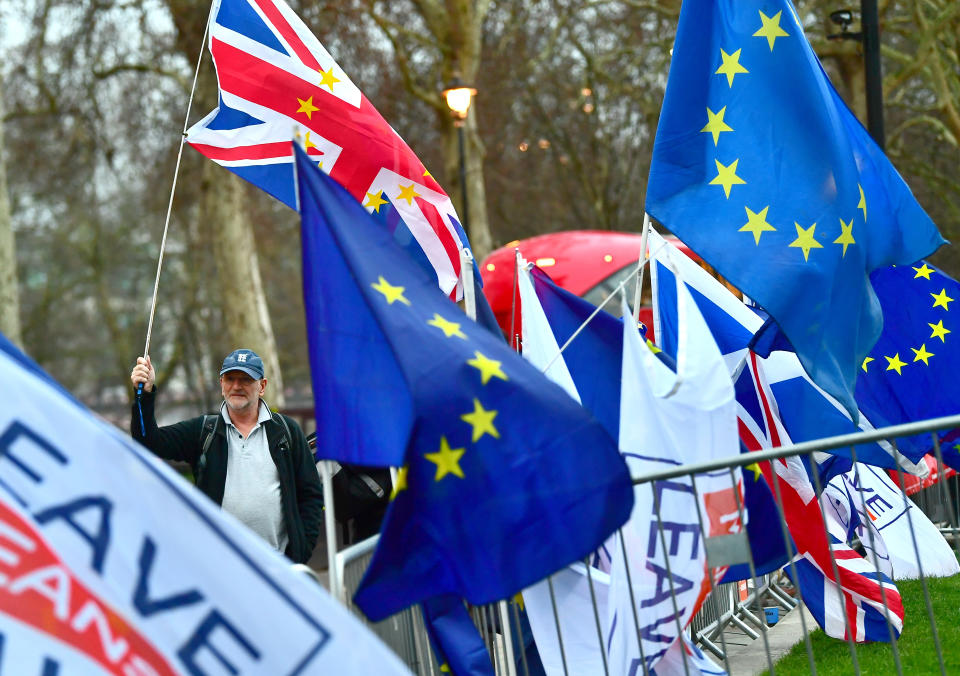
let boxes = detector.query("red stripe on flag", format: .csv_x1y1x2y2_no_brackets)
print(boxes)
416,197,461,286
250,0,320,70
189,140,294,162
209,38,445,198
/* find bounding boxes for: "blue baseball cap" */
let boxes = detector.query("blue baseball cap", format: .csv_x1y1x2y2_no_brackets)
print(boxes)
219,349,265,380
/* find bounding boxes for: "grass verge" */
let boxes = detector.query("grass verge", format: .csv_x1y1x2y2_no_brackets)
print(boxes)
768,574,960,675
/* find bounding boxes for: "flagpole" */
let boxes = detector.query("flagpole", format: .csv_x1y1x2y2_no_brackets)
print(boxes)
461,248,477,320
293,136,343,600
632,213,652,325
139,2,215,363
134,2,215,439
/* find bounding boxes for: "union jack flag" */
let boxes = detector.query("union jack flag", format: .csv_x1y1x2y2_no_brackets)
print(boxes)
185,0,471,297
739,352,905,643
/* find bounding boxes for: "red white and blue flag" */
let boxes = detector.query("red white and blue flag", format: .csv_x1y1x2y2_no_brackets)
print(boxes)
740,353,905,643
186,0,472,297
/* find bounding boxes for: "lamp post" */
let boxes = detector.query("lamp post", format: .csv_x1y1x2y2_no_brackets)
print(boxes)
442,77,477,231
828,2,885,149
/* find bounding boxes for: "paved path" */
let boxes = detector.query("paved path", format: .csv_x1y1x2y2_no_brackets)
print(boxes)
724,605,815,676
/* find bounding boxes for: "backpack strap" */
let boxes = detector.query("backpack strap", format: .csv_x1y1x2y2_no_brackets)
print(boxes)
196,414,220,483
271,411,293,451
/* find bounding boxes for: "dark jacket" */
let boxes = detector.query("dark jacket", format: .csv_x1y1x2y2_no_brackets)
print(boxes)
131,388,323,564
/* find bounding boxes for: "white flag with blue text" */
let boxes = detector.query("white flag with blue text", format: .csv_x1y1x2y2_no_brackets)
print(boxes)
0,335,410,675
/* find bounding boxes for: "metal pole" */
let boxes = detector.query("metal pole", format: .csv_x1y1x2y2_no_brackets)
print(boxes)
457,123,470,232
861,0,885,148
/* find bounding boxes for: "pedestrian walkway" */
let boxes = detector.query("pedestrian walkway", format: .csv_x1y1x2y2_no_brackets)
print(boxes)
725,604,814,676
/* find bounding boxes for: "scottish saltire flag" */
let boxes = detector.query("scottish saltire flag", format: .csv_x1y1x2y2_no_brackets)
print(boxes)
421,595,495,676
519,263,623,440
649,229,918,471
608,286,741,675
294,146,633,620
0,333,410,674
834,464,960,580
744,353,905,642
187,0,472,297
854,262,960,464
646,0,945,419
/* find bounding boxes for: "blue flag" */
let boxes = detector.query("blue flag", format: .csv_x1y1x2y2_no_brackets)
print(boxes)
528,268,624,441
646,0,944,420
294,145,634,620
421,596,495,676
856,262,960,469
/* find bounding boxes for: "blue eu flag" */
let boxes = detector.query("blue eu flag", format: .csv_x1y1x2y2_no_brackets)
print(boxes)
856,262,960,468
294,146,634,621
646,0,944,420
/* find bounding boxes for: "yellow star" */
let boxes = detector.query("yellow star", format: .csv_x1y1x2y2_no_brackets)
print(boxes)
709,159,746,198
467,351,508,385
745,462,763,481
788,222,823,262
753,10,789,51
364,190,389,213
425,437,466,481
423,168,433,179
396,183,421,205
390,466,408,500
296,95,319,120
833,218,855,257
932,288,954,310
862,356,874,372
460,399,500,442
428,313,466,339
304,131,318,151
913,263,934,280
513,593,525,611
371,276,410,305
439,664,451,673
929,320,950,342
857,184,867,222
318,67,340,91
740,206,776,245
912,344,934,365
701,106,734,146
885,353,907,375
715,48,749,87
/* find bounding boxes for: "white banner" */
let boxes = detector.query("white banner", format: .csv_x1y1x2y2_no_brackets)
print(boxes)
0,342,410,675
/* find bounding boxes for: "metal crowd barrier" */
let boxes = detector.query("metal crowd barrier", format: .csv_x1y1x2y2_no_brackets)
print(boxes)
332,412,960,676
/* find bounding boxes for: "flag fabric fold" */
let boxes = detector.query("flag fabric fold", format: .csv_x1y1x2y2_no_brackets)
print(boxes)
294,145,634,621
646,0,944,419
648,229,916,471
854,262,960,465
188,0,473,297
608,280,740,674
421,595,495,676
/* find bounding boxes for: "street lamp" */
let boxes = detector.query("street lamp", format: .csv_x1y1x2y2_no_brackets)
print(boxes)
827,2,885,149
442,77,476,230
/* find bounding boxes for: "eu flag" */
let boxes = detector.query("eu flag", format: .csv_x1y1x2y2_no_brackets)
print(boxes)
856,262,960,467
646,0,945,420
294,145,634,621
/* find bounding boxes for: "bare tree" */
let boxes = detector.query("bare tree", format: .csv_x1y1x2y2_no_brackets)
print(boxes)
0,74,21,347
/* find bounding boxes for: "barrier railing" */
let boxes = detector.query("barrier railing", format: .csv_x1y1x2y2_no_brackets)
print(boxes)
332,413,960,675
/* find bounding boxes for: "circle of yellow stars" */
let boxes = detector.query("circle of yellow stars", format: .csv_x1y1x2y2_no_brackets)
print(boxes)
861,262,952,378
701,10,864,264
369,275,514,501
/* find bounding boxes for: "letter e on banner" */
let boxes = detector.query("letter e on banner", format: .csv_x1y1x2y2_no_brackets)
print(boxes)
0,498,176,676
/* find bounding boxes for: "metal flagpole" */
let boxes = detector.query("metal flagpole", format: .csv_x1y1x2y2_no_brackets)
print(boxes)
632,213,652,325
135,1,215,436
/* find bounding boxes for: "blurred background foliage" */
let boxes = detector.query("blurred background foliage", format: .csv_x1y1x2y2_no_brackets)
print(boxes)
0,0,956,420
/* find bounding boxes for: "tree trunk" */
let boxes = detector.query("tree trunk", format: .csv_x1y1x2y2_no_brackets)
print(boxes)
0,75,22,347
203,164,286,408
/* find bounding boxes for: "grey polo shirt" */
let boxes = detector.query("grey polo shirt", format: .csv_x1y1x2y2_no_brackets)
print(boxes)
219,401,288,554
